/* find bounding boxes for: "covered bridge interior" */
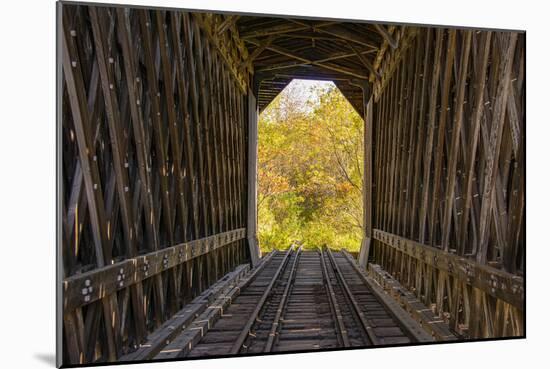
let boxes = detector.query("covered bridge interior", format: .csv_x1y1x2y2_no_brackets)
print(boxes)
60,2,525,365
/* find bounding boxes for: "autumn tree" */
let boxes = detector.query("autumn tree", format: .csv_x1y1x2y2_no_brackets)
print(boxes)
258,80,364,252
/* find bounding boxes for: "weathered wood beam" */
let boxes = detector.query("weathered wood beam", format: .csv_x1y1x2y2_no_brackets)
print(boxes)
63,8,122,360
441,31,472,251
255,46,376,73
248,38,368,79
247,89,261,266
477,33,518,264
116,8,160,251
366,263,456,341
374,24,398,49
182,12,211,237
62,5,254,362
156,10,189,241
396,44,415,235
91,7,137,255
217,14,240,35
388,53,406,234
274,32,361,42
138,9,173,327
154,251,276,359
194,17,221,237
90,7,150,345
346,41,381,79
139,9,174,246
209,50,229,235
418,29,444,243
372,27,418,99
194,13,249,93
120,264,250,361
289,19,379,49
64,58,105,277
170,11,200,239
63,229,246,312
373,229,524,309
402,35,423,237
358,84,373,268
247,35,275,63
62,21,109,266
220,65,237,232
428,30,456,245
458,32,492,255
240,20,336,39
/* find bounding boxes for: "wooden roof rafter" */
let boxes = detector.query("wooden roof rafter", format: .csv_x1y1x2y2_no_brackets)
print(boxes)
217,14,240,35
233,14,398,113
374,23,399,49
255,46,377,73
247,37,369,79
240,20,337,39
288,19,380,49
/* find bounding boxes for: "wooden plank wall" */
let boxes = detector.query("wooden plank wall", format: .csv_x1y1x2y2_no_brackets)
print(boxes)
60,4,250,364
369,27,525,339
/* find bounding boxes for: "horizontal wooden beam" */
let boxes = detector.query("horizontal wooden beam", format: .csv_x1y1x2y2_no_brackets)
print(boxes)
367,263,457,341
255,46,376,73
63,229,246,312
373,229,524,309
240,20,336,39
289,19,379,50
248,38,368,79
120,263,251,361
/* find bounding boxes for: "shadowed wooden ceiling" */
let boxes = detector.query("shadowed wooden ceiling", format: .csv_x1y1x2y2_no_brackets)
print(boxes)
232,15,400,114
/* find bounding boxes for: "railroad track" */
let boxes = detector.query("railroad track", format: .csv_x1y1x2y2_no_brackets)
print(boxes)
155,247,431,359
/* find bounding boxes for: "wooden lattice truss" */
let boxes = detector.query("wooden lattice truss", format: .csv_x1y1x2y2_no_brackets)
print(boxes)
367,28,525,338
61,5,250,363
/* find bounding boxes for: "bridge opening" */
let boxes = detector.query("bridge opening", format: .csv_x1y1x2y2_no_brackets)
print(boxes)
258,79,364,253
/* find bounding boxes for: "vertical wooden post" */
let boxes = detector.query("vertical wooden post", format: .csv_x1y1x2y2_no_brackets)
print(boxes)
358,82,373,268
247,89,261,266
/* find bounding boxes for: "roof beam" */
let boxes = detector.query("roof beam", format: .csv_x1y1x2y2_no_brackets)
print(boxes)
346,41,381,78
374,23,399,49
217,15,240,35
266,72,351,81
289,20,379,49
253,42,375,74
241,35,276,75
247,35,276,63
274,33,360,42
240,20,336,39
248,38,369,79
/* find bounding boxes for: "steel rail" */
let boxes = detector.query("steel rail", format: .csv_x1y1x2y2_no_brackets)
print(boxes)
233,250,277,291
319,248,350,347
264,247,302,352
325,247,380,345
173,250,280,359
340,249,434,342
229,246,294,354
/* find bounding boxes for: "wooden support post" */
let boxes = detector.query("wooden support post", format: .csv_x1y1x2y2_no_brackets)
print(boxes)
247,89,261,266
358,81,373,268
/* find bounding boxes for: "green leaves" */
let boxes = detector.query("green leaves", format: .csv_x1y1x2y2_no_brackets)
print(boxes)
258,81,363,252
